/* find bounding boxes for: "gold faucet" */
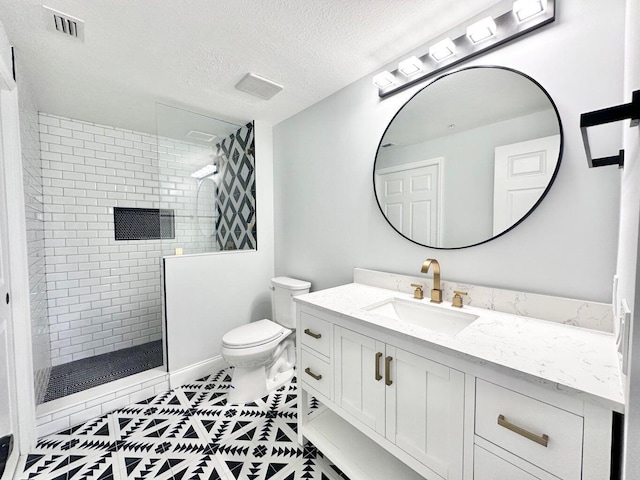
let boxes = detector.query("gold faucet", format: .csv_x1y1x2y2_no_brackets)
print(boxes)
421,258,443,303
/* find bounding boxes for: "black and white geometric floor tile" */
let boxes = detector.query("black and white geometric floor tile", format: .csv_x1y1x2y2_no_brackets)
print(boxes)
22,368,349,480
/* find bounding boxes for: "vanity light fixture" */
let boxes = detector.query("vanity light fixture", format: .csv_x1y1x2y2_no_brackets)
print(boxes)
429,38,456,62
372,71,397,88
513,0,548,22
374,0,555,97
191,164,217,179
398,56,424,77
467,16,497,44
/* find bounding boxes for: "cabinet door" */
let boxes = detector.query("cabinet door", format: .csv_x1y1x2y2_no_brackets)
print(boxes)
385,346,465,480
335,326,386,435
474,445,543,480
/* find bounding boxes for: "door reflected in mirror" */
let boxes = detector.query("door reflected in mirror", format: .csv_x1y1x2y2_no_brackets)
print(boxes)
374,66,563,249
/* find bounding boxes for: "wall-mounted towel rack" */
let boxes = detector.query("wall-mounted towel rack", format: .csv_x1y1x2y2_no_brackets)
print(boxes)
581,90,640,168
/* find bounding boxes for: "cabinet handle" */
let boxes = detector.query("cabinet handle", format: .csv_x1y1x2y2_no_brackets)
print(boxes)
375,352,383,381
304,328,322,339
385,356,393,386
497,414,549,447
304,367,322,381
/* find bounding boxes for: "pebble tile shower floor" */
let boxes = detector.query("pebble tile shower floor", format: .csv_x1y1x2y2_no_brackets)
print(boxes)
44,341,164,402
24,368,349,480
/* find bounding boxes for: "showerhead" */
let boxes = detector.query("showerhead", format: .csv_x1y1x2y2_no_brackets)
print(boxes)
191,164,217,179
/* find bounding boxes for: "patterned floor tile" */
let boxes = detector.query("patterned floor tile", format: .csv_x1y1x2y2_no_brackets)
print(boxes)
23,368,347,480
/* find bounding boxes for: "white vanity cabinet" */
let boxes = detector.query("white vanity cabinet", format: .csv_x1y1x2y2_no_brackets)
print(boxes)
335,326,465,479
298,306,465,480
298,310,334,400
296,302,616,480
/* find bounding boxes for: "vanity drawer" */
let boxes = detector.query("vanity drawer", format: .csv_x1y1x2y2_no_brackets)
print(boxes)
300,349,332,399
475,379,583,479
300,311,332,357
474,445,545,480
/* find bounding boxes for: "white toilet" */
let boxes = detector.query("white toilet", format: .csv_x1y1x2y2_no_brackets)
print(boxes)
221,276,311,404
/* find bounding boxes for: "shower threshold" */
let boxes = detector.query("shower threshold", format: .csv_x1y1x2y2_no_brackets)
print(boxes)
43,340,164,402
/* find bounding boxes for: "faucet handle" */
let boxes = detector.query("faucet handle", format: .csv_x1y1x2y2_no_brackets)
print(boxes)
410,283,424,300
452,290,467,308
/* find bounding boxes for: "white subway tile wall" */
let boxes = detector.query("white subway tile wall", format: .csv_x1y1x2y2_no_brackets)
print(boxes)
21,78,51,403
39,113,220,366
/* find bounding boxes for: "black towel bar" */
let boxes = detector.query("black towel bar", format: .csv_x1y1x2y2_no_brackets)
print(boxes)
580,90,640,168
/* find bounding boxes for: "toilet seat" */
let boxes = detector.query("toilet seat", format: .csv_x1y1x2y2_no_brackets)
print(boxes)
222,319,287,349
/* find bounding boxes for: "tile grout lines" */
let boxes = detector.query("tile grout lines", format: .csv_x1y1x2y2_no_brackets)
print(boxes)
23,367,348,480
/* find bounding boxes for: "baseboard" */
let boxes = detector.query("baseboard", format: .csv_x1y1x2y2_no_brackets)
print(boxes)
169,356,228,388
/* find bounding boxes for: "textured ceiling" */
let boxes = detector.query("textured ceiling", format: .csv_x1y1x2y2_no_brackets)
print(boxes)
0,0,502,135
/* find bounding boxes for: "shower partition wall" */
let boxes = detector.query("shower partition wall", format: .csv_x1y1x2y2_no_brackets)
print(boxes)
25,102,255,420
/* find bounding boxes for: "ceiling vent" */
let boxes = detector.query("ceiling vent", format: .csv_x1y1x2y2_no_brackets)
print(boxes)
235,73,283,100
43,6,84,41
186,130,217,142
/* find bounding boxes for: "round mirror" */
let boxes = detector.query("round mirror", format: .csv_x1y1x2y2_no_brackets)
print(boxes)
374,66,563,249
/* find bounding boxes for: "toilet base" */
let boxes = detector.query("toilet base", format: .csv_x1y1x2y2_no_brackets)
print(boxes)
227,365,295,404
226,337,296,404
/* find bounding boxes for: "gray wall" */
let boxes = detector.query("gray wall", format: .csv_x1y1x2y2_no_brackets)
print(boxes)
273,0,624,303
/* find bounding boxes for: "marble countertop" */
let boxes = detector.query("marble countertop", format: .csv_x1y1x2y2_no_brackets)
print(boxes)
295,282,624,412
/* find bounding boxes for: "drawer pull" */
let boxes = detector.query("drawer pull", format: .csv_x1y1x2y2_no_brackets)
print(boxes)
385,356,393,386
375,352,383,381
305,367,322,381
497,414,549,447
304,328,322,339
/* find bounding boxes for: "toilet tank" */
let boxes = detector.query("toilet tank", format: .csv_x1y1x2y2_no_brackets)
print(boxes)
271,277,311,329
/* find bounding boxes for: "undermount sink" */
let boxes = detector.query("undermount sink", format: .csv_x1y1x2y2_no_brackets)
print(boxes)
364,298,478,336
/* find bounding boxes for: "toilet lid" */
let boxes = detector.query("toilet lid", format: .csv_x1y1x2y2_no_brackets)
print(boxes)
222,319,287,349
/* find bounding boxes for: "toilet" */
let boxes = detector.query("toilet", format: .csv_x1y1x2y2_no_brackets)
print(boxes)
221,276,311,404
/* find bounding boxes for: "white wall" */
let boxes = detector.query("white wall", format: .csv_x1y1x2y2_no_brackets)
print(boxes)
274,0,624,303
0,16,37,453
620,0,640,476
164,120,274,373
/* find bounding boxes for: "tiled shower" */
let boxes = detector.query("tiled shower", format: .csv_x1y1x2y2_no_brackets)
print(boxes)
22,103,256,404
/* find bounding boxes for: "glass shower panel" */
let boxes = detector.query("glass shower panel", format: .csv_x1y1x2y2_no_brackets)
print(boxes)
20,83,51,405
155,104,256,254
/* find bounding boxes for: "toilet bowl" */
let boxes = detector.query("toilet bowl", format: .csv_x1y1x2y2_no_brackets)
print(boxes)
221,277,311,404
